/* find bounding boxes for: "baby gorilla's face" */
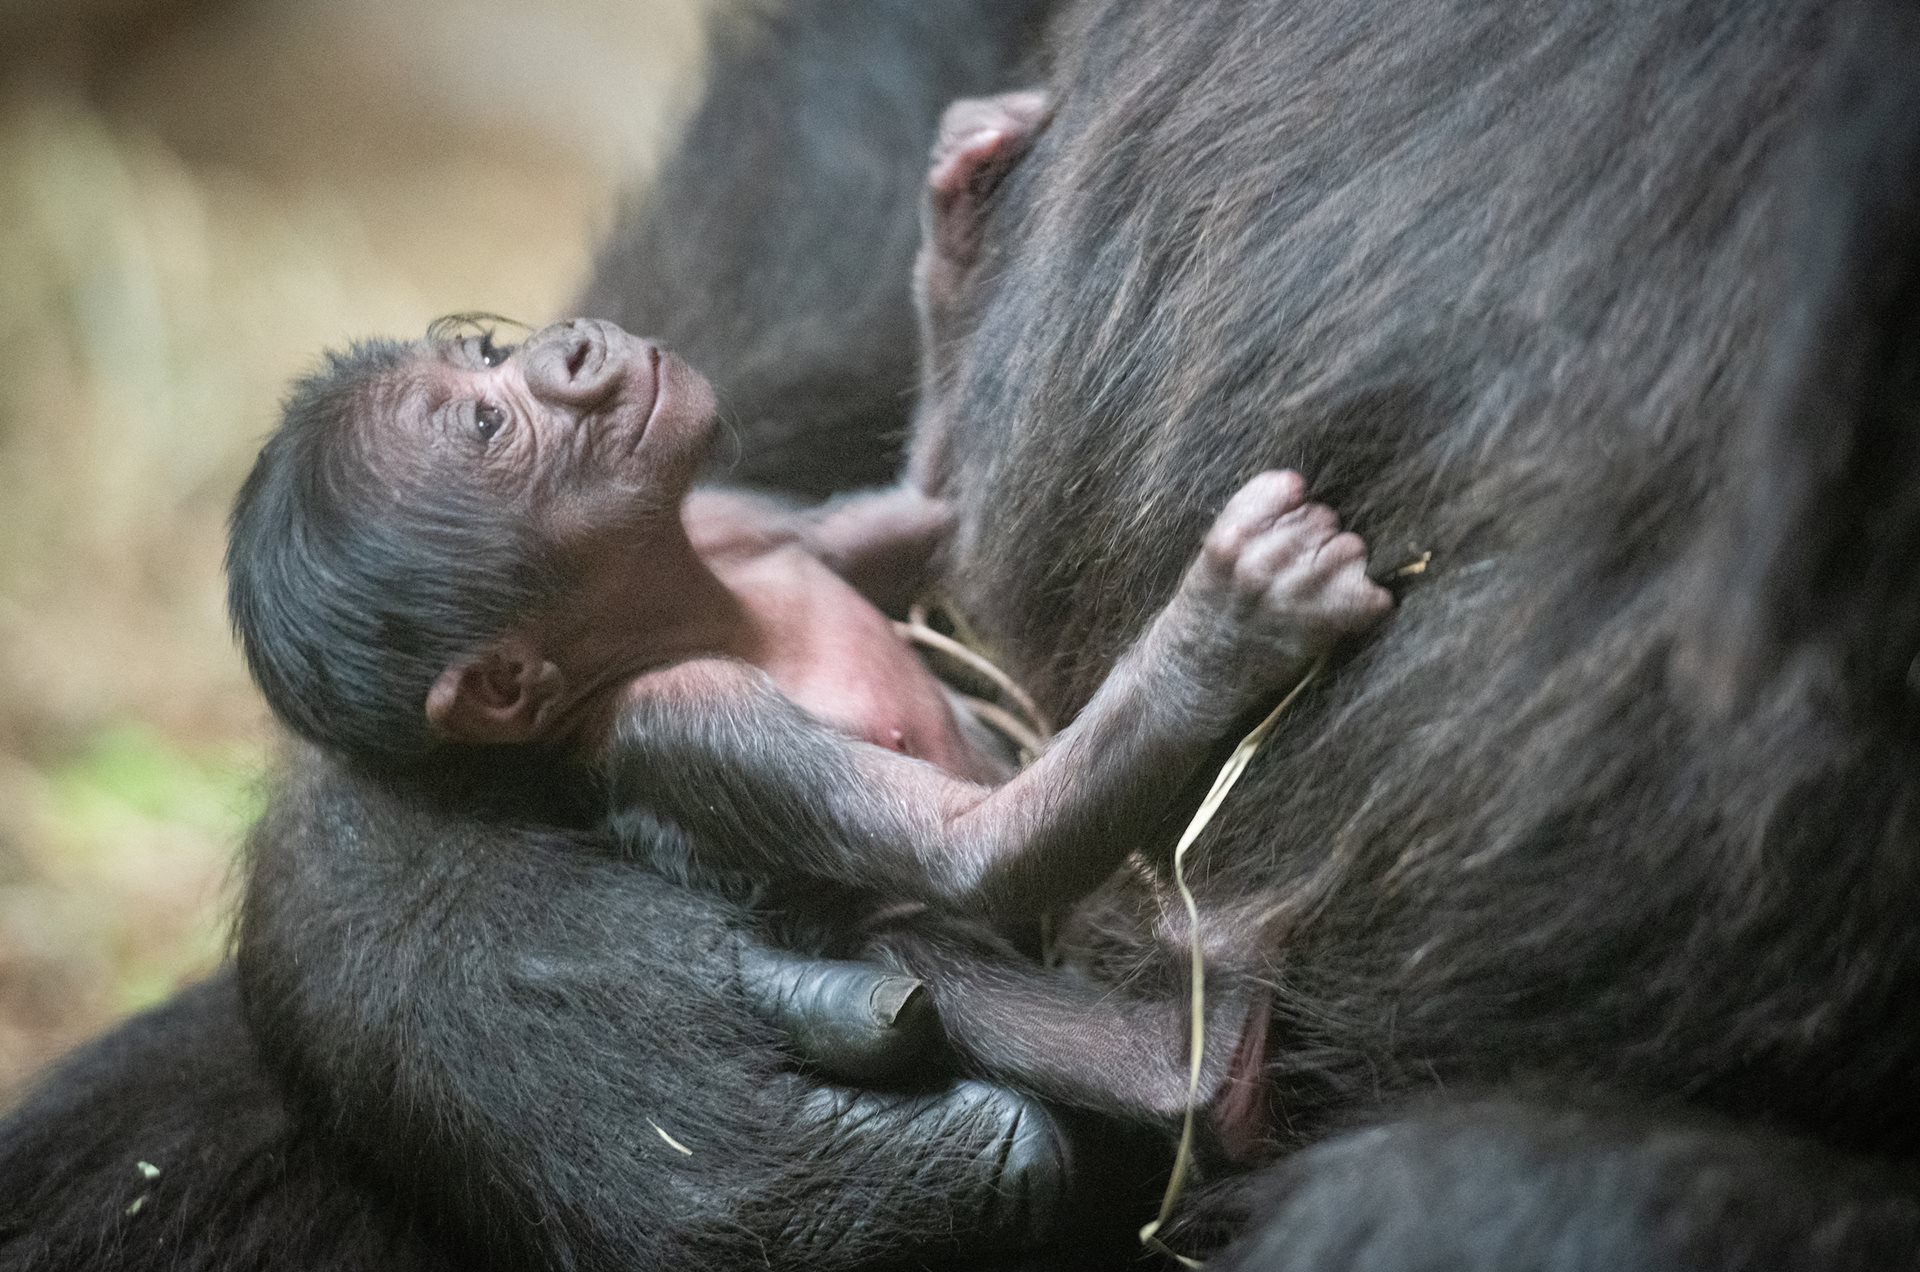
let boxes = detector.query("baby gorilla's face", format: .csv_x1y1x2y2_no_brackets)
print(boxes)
378,318,718,534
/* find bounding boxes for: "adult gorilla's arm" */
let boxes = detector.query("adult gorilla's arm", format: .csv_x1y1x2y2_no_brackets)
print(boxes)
235,750,1067,1271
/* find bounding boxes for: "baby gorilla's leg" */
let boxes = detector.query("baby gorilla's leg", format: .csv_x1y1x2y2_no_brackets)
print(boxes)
866,917,1272,1158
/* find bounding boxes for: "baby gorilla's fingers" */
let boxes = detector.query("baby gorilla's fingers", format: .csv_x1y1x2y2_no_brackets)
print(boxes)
1221,499,1393,655
1171,473,1392,698
1228,503,1342,606
1308,529,1368,574
740,944,941,1085
1202,470,1310,572
1314,548,1396,628
1267,517,1392,620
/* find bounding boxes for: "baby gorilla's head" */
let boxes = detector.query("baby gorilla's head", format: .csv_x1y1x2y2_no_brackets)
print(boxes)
227,317,717,767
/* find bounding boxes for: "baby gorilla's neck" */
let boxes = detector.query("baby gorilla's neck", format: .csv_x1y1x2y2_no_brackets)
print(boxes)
546,488,990,780
535,518,754,753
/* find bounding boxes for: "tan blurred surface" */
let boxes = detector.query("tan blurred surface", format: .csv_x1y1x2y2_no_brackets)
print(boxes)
0,0,716,1096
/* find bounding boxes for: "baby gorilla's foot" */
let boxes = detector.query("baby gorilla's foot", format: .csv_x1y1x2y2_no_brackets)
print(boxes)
908,90,1050,500
924,90,1052,271
914,90,1051,329
1177,470,1394,686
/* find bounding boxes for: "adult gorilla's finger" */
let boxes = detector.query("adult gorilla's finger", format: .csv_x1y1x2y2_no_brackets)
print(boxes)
780,1075,1070,1258
740,943,945,1084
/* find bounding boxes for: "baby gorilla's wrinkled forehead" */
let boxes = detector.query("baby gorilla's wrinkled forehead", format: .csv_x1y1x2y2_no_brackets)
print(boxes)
362,318,720,525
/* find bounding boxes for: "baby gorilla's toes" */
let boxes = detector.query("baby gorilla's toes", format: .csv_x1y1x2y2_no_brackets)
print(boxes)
926,90,1051,265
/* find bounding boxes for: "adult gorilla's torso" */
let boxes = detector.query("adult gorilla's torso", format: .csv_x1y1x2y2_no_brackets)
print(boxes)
935,0,1920,1153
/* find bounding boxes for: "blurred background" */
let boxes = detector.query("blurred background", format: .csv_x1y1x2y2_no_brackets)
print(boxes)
0,0,718,1095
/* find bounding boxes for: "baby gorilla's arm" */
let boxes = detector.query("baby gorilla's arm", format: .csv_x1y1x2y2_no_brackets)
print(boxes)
684,485,951,613
609,473,1389,922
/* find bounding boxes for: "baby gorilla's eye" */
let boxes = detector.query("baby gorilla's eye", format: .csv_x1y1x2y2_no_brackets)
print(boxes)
476,332,514,367
474,403,506,441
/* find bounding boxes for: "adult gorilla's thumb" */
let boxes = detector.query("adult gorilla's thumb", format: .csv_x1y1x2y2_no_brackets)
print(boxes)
739,943,945,1085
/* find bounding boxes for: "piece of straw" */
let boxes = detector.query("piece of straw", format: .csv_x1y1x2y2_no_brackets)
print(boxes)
649,1120,694,1156
897,607,1052,740
1139,656,1326,1268
1390,551,1432,579
950,692,1049,760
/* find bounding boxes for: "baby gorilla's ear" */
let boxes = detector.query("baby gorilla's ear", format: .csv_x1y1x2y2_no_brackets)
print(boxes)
425,638,567,746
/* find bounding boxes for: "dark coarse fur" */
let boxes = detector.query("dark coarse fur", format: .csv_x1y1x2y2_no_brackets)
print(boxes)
1689,0,1920,714
0,747,1070,1272
232,748,1063,1271
574,0,1058,498
0,974,456,1272
1204,1096,1920,1272
939,0,1920,1170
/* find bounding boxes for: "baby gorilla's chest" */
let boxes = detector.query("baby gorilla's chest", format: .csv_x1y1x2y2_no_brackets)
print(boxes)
750,559,986,778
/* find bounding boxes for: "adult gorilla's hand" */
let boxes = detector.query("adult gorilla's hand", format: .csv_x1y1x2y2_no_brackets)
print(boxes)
240,749,1076,1270
739,943,1070,1254
741,944,943,1083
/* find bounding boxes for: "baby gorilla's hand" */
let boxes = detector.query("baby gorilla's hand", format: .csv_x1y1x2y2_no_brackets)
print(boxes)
806,484,956,613
1171,471,1393,693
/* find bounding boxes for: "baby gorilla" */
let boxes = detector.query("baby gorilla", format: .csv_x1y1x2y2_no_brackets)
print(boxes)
229,317,1385,920
225,89,1391,1142
225,316,1387,1141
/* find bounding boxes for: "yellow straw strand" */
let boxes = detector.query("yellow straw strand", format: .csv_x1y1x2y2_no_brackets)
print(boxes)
1139,656,1326,1267
894,618,1052,739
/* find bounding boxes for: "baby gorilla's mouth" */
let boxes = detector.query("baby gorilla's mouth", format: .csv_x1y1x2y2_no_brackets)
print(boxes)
610,343,672,468
642,344,662,426
614,343,664,460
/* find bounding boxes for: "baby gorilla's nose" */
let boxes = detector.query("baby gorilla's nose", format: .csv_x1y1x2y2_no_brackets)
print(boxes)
524,318,631,408
564,330,592,378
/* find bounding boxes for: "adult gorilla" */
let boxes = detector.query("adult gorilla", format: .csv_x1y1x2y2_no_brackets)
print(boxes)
916,0,1920,1263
